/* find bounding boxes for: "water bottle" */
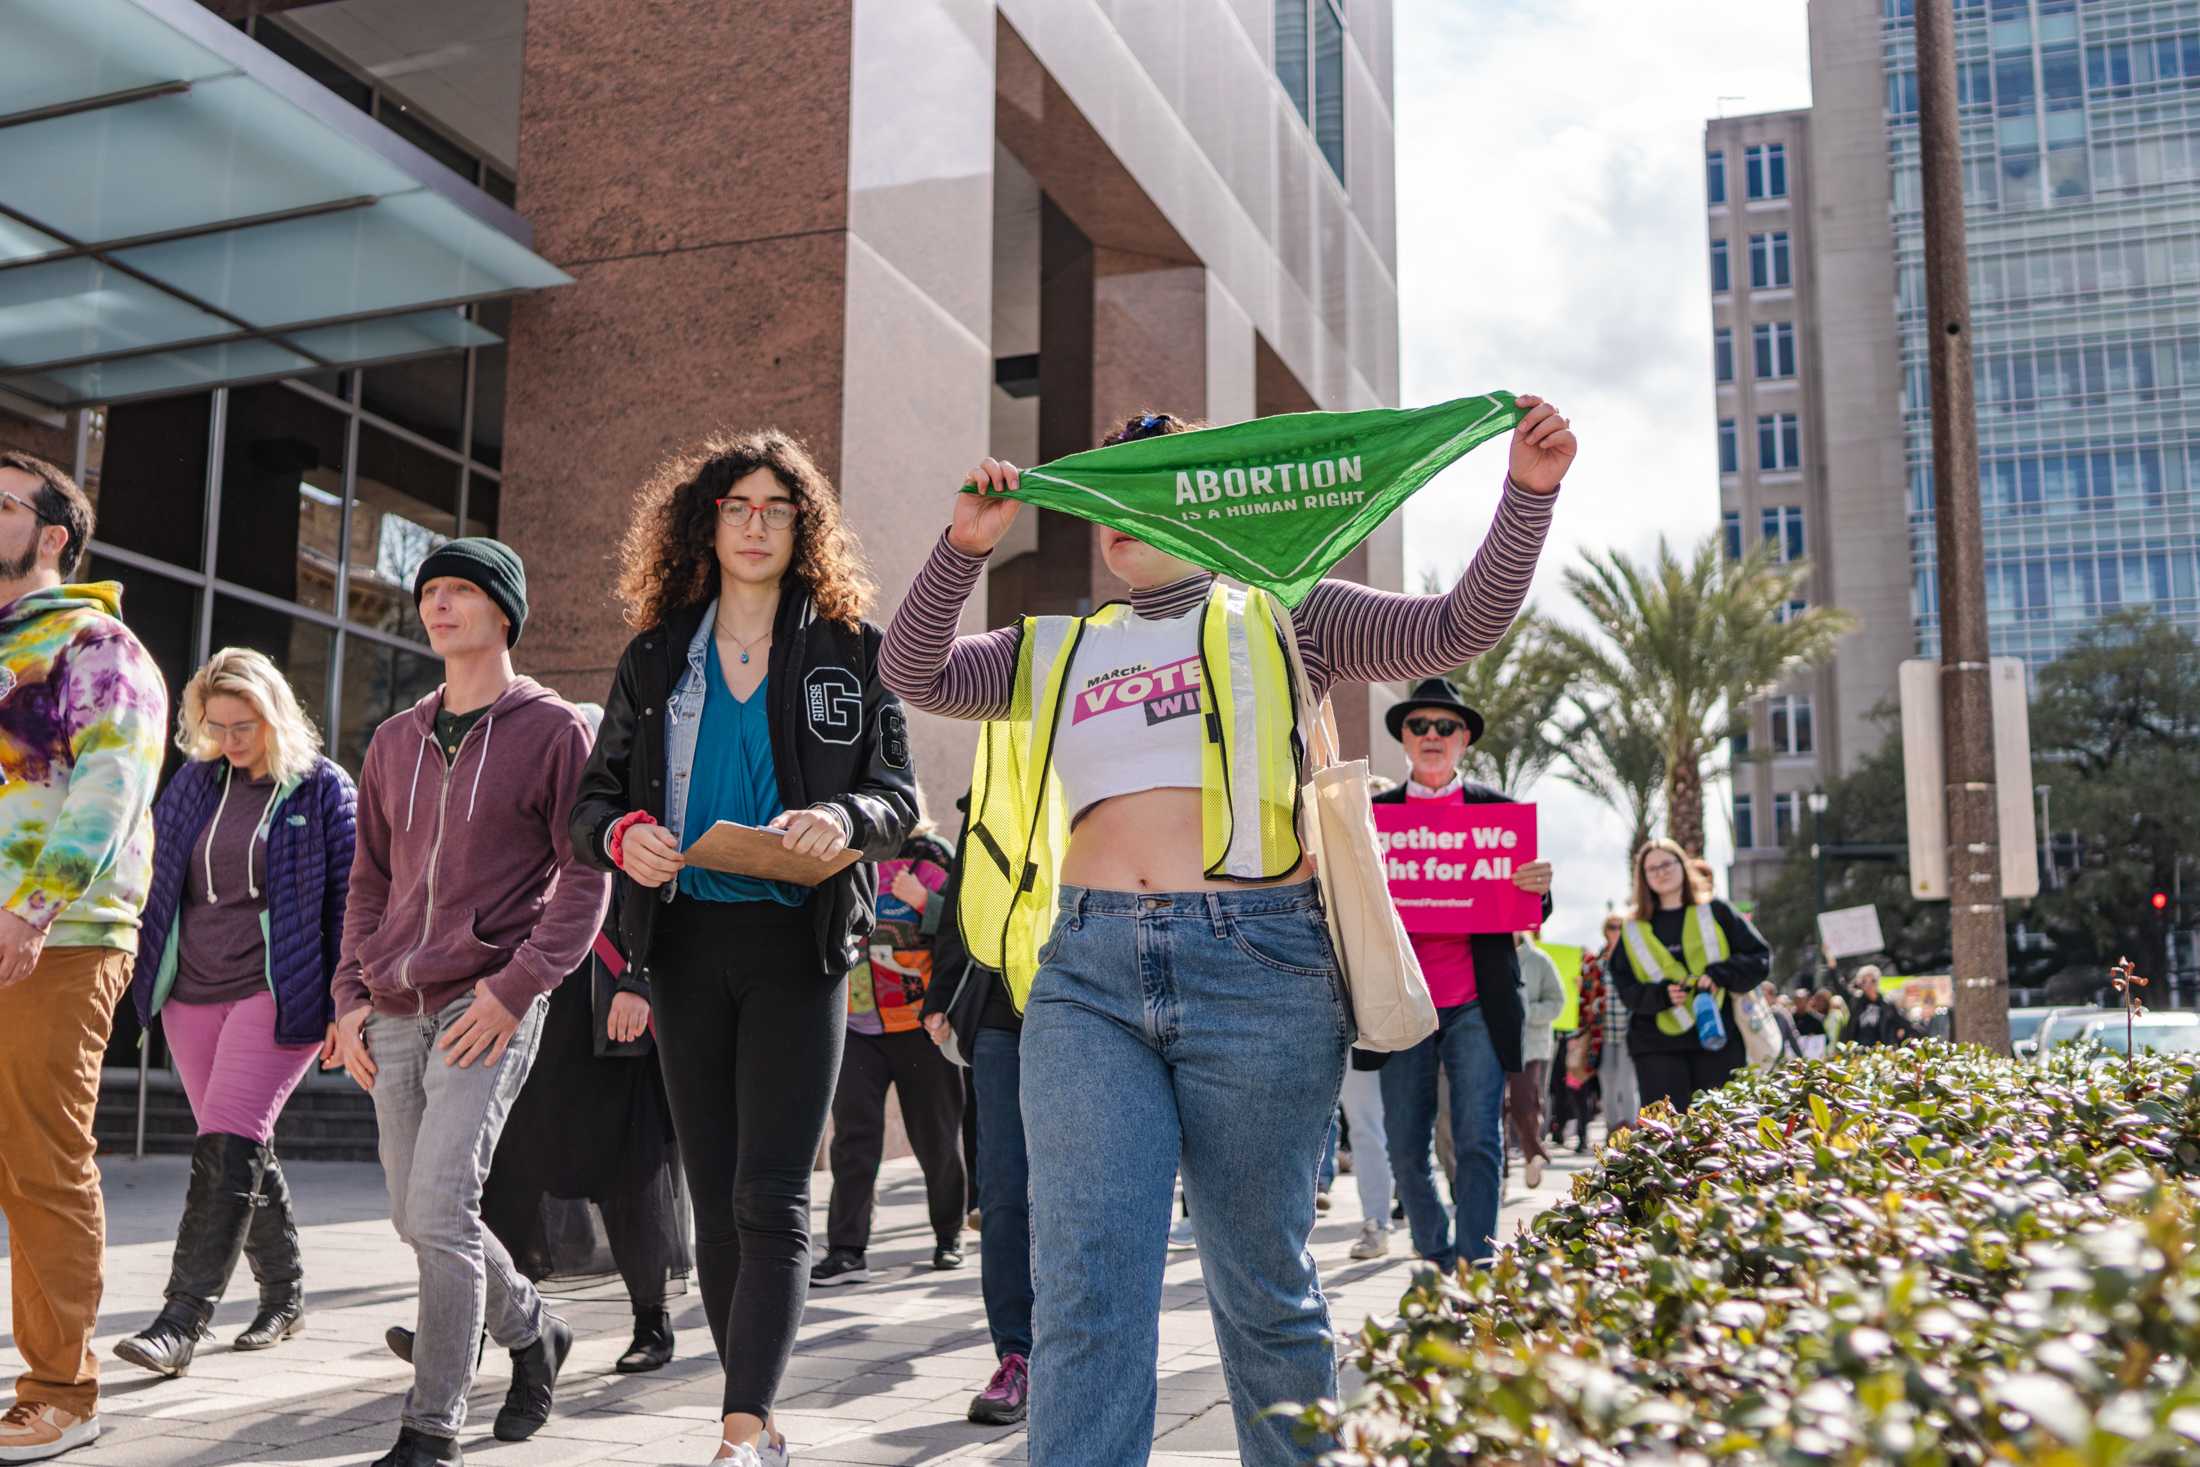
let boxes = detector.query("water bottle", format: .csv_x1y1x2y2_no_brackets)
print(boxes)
1694,989,1727,1050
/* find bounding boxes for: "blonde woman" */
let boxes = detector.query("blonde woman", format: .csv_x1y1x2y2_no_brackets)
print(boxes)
115,649,356,1377
1606,838,1770,1113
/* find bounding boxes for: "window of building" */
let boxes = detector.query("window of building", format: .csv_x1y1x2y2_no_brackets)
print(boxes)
1275,1,1347,184
1775,597,1810,625
1708,150,1727,205
1889,70,1920,119
1762,505,1806,561
1719,419,1739,475
1734,792,1756,849
80,302,507,786
1746,143,1789,199
1750,231,1792,289
1723,509,1743,561
1769,694,1814,755
1715,327,1735,384
1773,791,1801,846
1711,238,1731,293
1753,321,1798,379
1758,412,1802,471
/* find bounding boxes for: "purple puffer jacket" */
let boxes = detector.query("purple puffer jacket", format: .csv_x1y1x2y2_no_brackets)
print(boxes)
132,756,357,1046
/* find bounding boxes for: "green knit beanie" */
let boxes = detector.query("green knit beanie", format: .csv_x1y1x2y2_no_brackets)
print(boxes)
413,537,527,647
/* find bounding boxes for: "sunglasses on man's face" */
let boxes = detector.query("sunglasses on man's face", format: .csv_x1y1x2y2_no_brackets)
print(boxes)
1405,717,1465,738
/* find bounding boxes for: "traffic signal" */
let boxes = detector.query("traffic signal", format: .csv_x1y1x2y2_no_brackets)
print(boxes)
2153,891,2170,912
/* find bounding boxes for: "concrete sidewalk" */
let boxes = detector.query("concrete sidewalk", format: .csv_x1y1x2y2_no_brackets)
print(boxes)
2,1142,1590,1466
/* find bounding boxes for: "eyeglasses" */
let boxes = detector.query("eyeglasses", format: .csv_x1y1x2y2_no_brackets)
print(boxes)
715,499,798,530
1404,717,1465,738
1643,859,1685,877
203,718,262,743
0,489,56,524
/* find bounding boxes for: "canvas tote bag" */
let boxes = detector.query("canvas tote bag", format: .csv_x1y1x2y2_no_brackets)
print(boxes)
1273,601,1437,1052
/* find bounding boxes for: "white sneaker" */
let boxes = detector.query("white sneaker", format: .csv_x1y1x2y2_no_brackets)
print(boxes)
1167,1217,1197,1250
708,1437,790,1467
1349,1220,1389,1260
0,1402,99,1463
1524,1156,1546,1190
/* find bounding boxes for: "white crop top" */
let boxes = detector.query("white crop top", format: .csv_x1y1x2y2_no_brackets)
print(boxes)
1050,611,1207,822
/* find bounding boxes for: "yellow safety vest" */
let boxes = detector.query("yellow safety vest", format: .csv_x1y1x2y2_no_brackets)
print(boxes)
958,582,1305,1008
1623,905,1731,1037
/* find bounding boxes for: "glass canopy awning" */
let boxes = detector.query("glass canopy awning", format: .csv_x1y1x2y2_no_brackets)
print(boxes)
0,0,569,409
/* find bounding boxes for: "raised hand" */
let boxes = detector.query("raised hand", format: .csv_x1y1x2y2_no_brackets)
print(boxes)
1507,395,1577,493
949,457,1025,556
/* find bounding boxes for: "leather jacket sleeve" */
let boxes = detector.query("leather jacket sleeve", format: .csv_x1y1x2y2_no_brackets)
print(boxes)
810,624,918,862
571,642,643,876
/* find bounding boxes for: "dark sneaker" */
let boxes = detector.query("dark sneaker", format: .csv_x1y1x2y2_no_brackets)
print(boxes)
492,1314,571,1443
809,1249,870,1287
967,1353,1029,1425
932,1242,965,1271
384,1327,484,1368
368,1427,461,1467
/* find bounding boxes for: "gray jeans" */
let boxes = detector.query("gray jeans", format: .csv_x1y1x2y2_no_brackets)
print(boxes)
367,992,549,1436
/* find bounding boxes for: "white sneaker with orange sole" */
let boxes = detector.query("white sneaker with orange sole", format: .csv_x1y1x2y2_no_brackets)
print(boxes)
0,1402,99,1463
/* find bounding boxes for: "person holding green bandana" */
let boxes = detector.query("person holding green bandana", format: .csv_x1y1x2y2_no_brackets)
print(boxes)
880,395,1574,1467
1606,838,1771,1113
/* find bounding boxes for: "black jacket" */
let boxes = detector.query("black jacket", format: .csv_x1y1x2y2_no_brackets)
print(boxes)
570,588,918,985
1608,897,1772,1058
1370,779,1553,1075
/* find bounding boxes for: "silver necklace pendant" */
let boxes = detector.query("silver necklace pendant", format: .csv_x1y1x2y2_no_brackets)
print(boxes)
740,651,751,665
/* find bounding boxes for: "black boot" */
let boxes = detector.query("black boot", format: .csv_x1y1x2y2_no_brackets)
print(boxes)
236,1150,305,1349
114,1133,262,1377
614,1307,674,1374
492,1314,571,1442
369,1426,462,1466
384,1326,484,1367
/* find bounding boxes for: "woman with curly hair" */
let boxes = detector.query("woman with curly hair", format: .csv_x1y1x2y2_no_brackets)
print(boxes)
570,429,916,1467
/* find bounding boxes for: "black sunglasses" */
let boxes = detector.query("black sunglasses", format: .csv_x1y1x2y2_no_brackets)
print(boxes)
1404,716,1465,737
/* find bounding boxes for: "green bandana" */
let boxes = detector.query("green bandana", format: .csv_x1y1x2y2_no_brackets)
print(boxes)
982,393,1522,606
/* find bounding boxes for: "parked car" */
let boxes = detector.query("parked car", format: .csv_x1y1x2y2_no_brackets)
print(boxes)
2010,1005,2086,1060
2032,1007,2123,1061
2069,1011,2200,1059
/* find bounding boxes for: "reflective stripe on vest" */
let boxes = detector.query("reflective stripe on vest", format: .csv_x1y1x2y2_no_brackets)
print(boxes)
957,583,1303,1008
1624,905,1731,1036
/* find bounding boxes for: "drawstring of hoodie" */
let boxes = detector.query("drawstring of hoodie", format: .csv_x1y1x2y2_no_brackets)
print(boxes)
466,714,494,822
404,710,496,829
203,764,271,903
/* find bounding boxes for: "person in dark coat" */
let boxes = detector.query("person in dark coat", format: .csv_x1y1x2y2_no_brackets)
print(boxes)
1371,679,1554,1270
1606,838,1772,1111
118,649,357,1376
1844,965,1921,1047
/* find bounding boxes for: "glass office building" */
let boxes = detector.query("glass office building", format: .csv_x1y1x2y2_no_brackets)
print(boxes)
1883,0,2200,665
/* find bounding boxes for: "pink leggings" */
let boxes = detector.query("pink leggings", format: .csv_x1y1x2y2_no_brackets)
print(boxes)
161,991,320,1143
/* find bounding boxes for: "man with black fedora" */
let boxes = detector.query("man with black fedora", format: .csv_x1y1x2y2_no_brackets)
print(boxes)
1369,677,1554,1271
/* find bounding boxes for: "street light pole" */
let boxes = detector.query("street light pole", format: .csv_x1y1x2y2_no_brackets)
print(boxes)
1808,787,1829,920
1916,0,2011,1054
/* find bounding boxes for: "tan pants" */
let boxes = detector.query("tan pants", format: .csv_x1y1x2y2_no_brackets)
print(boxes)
0,945,133,1415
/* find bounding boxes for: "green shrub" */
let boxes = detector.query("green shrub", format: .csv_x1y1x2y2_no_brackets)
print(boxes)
1302,1042,2200,1466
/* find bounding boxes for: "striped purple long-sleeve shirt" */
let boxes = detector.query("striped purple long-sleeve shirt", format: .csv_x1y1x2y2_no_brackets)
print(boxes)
880,477,1558,719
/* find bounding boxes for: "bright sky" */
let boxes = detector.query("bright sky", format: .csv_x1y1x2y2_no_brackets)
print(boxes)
1388,0,1815,946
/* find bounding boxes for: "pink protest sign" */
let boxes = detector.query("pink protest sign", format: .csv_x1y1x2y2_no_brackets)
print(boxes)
1374,802,1541,935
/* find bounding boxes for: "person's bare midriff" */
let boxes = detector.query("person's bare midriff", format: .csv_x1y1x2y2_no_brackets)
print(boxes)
1059,787,1314,893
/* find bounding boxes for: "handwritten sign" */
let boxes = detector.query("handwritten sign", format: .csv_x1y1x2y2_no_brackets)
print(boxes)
1374,802,1541,935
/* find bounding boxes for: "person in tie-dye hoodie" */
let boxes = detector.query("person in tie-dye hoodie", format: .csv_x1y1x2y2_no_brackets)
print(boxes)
0,450,166,1465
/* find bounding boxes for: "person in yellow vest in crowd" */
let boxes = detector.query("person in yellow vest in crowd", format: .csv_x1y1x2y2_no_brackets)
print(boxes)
1606,838,1771,1113
880,399,1575,1467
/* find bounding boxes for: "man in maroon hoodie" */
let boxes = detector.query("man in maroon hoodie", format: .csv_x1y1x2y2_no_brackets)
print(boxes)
324,539,609,1467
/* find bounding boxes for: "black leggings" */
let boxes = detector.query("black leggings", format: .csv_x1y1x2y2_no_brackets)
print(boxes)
650,900,846,1420
1632,1044,1744,1115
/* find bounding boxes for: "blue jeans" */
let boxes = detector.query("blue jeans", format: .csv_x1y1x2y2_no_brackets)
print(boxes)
1021,884,1349,1467
1378,1001,1506,1269
971,1025,1033,1361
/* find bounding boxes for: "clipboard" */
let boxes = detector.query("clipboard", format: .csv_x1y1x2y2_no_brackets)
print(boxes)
683,820,861,886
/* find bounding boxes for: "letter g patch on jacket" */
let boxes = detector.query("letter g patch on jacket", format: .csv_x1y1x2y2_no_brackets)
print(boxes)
804,667,863,746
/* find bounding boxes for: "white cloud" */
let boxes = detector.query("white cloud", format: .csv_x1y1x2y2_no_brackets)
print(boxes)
1392,0,1812,946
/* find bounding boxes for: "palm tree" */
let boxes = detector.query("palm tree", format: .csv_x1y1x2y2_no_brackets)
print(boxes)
1430,612,1574,796
1546,534,1852,857
1555,687,1665,879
